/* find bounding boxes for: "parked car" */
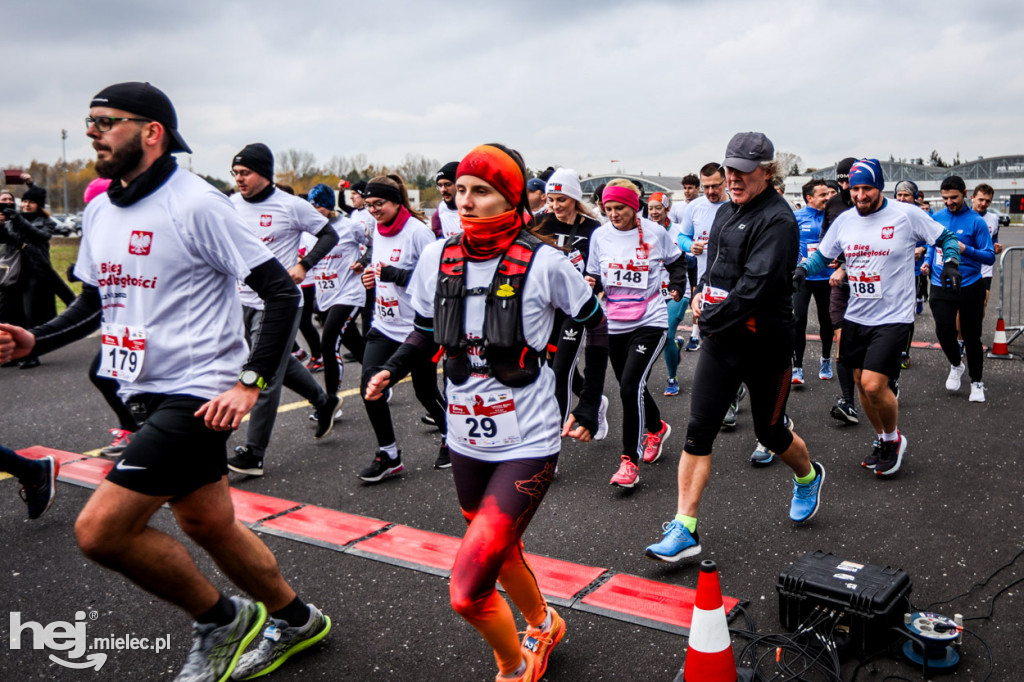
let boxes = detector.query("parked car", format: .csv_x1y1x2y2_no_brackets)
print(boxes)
48,213,79,237
989,208,1011,228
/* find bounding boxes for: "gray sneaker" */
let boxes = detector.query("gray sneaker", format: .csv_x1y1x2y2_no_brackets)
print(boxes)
231,605,331,680
175,597,266,682
721,403,738,430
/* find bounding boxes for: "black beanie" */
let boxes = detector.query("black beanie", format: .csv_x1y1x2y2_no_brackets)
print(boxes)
835,157,857,182
436,161,459,184
233,143,274,181
22,185,46,207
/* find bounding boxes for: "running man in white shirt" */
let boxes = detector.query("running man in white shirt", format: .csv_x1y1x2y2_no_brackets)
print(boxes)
0,82,330,682
432,161,463,238
226,144,341,477
794,158,962,476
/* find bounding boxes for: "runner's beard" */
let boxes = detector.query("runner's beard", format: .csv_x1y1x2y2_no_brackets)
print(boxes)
95,133,144,180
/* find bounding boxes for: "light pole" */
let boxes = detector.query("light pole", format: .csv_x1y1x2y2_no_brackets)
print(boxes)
61,128,69,214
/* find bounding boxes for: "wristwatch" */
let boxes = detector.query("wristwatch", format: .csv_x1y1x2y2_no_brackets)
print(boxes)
239,369,267,391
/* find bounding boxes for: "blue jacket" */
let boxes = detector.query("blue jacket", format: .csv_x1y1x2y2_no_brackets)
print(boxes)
793,206,828,281
925,205,994,287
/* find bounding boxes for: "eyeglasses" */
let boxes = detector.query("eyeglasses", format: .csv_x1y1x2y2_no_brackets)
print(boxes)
230,169,254,179
85,116,152,133
702,181,725,190
365,200,390,211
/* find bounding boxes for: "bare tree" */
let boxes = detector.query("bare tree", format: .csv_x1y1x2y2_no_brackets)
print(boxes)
395,153,441,189
276,149,320,185
774,151,803,180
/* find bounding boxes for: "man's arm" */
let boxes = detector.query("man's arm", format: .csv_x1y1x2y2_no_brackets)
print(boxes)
240,259,302,380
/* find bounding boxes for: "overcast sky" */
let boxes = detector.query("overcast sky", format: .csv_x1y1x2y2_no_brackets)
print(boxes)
4,0,1022,183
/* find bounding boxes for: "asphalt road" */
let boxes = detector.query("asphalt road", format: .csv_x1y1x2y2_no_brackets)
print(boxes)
2,227,1022,681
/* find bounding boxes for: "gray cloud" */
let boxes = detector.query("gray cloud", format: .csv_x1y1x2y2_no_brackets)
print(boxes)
3,0,1022,184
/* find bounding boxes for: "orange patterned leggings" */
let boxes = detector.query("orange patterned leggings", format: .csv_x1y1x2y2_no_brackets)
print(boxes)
449,450,557,675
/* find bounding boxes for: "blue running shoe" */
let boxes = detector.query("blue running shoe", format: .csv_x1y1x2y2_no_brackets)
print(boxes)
644,520,701,562
664,378,679,396
790,461,825,523
818,357,833,380
684,337,701,352
791,367,805,385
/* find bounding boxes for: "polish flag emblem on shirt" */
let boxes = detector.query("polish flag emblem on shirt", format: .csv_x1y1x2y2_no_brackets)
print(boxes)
881,226,894,240
260,215,273,227
390,249,401,262
129,231,153,255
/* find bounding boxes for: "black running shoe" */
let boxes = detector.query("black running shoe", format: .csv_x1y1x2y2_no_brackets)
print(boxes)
434,443,451,469
314,395,341,439
830,398,859,425
862,439,881,469
420,414,437,427
20,456,58,520
875,434,906,477
227,446,264,476
358,451,403,483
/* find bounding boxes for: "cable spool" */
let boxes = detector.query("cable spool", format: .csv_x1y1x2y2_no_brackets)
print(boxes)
901,611,961,671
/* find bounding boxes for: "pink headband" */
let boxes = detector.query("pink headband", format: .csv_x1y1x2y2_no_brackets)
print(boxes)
602,185,640,212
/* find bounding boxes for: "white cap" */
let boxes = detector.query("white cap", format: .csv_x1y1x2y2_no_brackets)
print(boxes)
545,168,583,203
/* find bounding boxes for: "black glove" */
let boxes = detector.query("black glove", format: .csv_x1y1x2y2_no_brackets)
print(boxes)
0,205,17,221
941,260,961,293
792,266,808,292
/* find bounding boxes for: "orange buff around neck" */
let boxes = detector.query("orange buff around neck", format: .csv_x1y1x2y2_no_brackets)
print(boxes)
461,209,523,261
456,145,525,207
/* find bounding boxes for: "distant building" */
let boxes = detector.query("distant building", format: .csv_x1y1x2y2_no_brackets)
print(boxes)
788,155,1024,210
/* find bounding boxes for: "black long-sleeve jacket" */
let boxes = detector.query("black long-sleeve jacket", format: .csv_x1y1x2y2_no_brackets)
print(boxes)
696,187,799,337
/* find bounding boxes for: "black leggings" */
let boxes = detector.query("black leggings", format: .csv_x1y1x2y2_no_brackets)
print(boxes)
296,286,322,358
88,351,137,432
0,443,45,482
549,311,608,434
793,279,833,368
684,332,794,457
608,326,666,463
930,280,986,382
321,304,365,395
360,328,446,447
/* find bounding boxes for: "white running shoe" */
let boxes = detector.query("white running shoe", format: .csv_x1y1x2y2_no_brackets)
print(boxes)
945,363,966,391
969,381,986,403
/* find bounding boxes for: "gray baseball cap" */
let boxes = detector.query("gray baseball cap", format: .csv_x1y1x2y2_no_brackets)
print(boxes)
722,132,774,173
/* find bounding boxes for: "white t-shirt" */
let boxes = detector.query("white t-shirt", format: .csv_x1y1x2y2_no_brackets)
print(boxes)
231,188,327,310
436,202,463,238
587,217,683,334
350,207,375,242
668,200,690,224
680,196,729,280
979,211,999,278
75,167,275,401
313,214,369,309
298,233,317,288
408,239,593,462
818,199,944,326
370,216,436,342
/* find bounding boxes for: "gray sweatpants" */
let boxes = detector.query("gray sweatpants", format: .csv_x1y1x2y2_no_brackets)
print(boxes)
242,305,327,458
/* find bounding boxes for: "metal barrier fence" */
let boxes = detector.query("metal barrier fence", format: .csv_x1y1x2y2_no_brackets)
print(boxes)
994,245,1024,353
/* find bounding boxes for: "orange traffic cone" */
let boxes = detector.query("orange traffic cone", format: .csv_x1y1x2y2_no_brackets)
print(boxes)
682,560,737,681
988,316,1013,359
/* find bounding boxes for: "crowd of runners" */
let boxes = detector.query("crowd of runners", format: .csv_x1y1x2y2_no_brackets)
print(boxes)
0,82,1002,681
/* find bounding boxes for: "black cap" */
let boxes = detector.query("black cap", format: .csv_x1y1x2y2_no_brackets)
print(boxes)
351,180,368,196
90,82,191,154
723,132,774,172
436,161,459,184
835,157,857,182
233,143,274,182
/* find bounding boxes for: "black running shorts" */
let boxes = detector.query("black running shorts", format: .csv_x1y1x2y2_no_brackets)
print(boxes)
839,321,912,379
105,393,230,499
